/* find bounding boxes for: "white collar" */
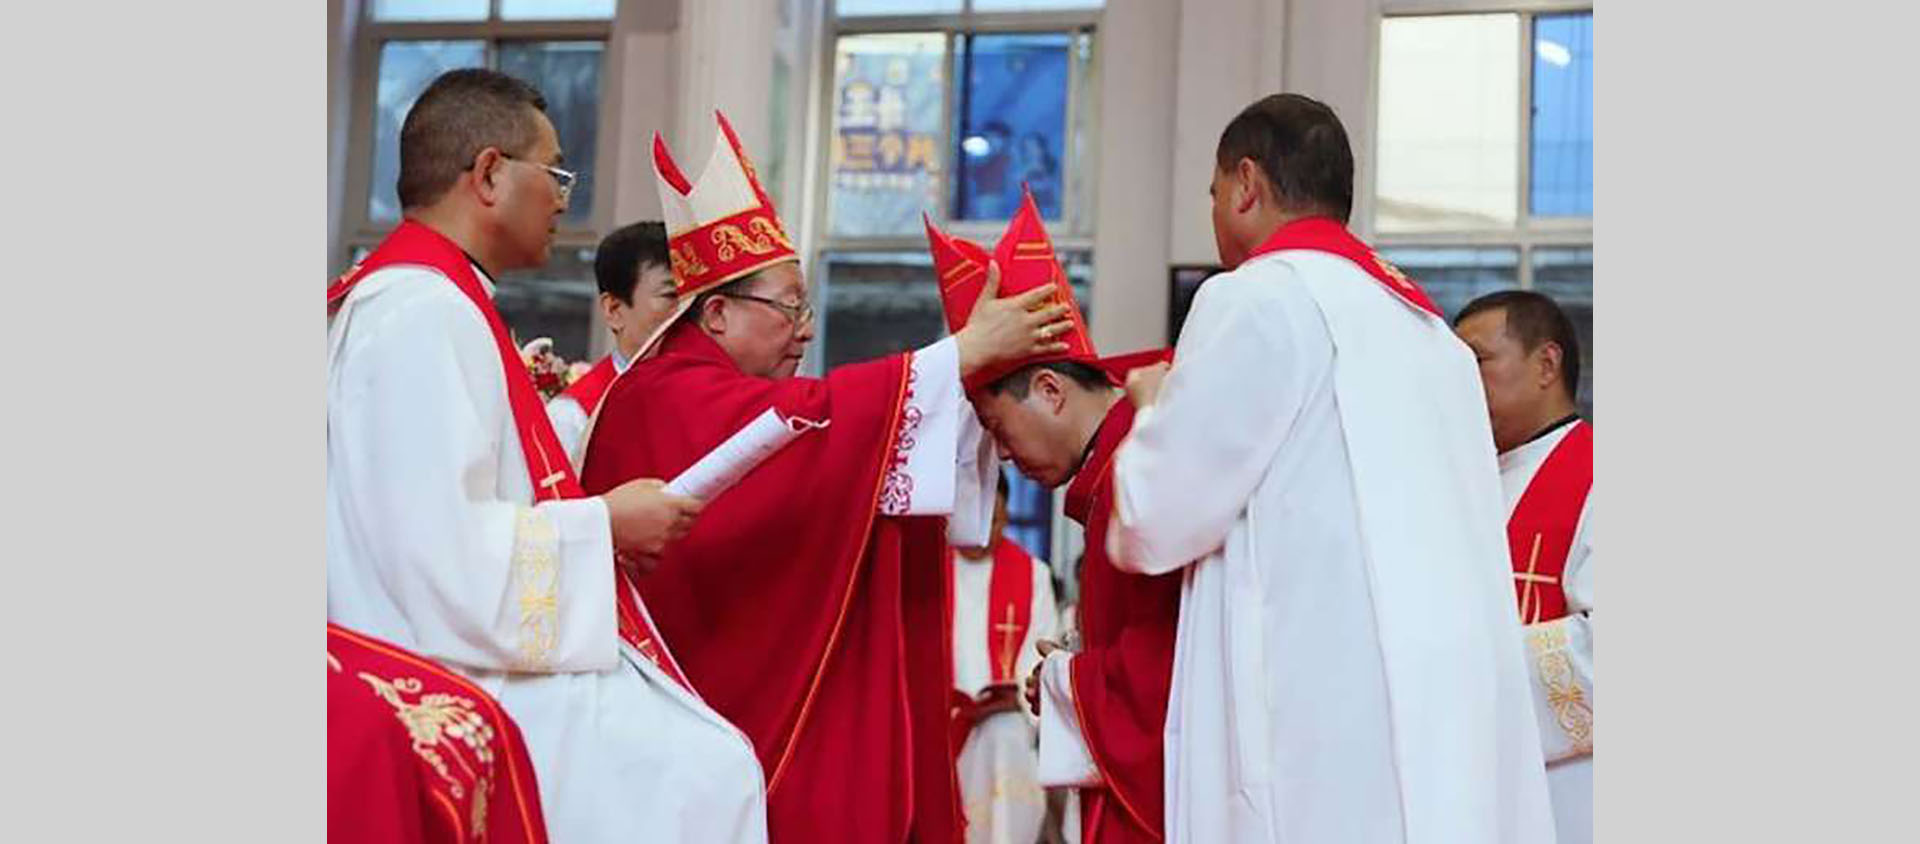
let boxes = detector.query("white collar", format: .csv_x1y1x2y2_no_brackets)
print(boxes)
1498,417,1580,472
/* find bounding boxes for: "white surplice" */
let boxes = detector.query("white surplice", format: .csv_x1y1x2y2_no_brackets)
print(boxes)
545,347,631,468
952,549,1059,844
327,264,768,844
1105,249,1558,843
1500,420,1594,844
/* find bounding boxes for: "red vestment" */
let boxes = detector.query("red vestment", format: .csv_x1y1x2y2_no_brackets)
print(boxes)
1063,399,1182,843
328,623,548,844
581,320,961,844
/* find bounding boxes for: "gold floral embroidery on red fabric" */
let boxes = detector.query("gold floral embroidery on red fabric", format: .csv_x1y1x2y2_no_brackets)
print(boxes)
671,243,710,281
711,222,786,262
356,670,499,836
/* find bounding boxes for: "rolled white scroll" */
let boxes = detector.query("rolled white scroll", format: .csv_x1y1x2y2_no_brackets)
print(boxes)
663,407,828,500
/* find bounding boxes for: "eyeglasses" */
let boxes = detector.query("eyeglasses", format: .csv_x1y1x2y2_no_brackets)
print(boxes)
499,153,578,204
721,292,813,325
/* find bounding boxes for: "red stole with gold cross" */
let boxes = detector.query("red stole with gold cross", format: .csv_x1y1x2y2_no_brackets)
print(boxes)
328,220,691,691
984,538,1037,686
1507,420,1593,625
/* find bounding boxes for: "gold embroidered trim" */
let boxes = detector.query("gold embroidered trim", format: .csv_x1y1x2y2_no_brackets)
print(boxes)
512,507,561,670
1527,625,1593,755
670,243,710,281
710,221,788,262
1372,253,1417,291
356,671,498,833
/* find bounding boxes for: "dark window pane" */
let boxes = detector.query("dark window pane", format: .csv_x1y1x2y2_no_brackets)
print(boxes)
1377,246,1522,322
1531,12,1593,217
369,40,487,223
1003,467,1053,564
820,252,945,371
829,34,949,238
371,0,486,22
1531,247,1593,416
953,33,1073,222
498,41,605,224
499,0,615,19
495,246,598,363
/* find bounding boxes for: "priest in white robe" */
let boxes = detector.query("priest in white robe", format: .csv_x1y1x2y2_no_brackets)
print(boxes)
327,69,766,843
952,475,1059,844
1104,93,1556,844
1455,290,1594,844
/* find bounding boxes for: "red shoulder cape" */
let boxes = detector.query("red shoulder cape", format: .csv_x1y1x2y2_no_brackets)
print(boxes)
558,355,618,417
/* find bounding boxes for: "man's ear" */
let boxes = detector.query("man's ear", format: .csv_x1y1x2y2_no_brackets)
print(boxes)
1036,370,1069,414
472,146,506,207
1535,341,1565,390
598,292,625,332
1235,157,1262,214
698,296,728,335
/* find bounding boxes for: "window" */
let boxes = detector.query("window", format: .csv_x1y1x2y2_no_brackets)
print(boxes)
1374,6,1593,416
818,1,1104,567
344,1,614,361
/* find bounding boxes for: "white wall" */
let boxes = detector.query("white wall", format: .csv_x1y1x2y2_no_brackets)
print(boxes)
327,0,360,275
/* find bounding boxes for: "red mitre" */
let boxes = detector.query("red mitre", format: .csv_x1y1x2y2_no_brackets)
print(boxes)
652,110,799,300
925,186,1099,393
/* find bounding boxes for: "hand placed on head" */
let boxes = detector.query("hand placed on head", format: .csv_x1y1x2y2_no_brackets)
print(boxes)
955,260,1075,377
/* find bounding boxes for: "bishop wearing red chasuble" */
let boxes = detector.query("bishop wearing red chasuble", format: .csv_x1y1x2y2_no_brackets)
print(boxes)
578,112,1075,844
329,623,549,844
929,197,1181,843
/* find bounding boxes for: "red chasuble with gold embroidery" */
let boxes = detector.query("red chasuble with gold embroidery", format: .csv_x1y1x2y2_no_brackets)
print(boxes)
328,623,548,844
1063,399,1182,844
580,320,961,844
1508,420,1593,625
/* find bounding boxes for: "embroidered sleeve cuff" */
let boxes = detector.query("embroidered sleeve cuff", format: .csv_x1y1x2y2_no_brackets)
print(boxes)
1525,616,1594,762
884,336,965,516
1036,652,1104,787
523,497,619,673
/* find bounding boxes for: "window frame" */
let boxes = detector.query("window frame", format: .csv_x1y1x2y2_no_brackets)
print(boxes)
339,1,616,274
806,1,1102,363
811,3,1102,250
1367,0,1592,291
808,2,1105,576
